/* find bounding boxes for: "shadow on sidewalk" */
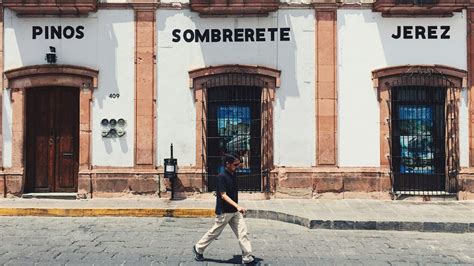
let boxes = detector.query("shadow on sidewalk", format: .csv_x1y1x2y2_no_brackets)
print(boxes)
204,255,263,265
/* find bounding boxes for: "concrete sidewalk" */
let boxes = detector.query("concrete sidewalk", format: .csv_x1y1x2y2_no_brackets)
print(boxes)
0,197,473,233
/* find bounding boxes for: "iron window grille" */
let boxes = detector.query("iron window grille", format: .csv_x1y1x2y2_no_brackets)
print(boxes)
387,68,459,196
200,74,272,192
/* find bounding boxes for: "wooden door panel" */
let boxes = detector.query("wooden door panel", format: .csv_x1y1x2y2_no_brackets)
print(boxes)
27,88,54,192
54,88,79,192
56,136,76,190
26,87,79,193
33,136,50,190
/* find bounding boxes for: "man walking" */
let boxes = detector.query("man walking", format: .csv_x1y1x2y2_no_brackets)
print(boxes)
193,153,255,264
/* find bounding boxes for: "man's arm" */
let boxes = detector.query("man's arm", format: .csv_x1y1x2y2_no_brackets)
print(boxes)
220,192,247,214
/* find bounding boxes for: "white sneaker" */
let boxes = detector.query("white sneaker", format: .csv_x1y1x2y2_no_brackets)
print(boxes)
242,255,255,264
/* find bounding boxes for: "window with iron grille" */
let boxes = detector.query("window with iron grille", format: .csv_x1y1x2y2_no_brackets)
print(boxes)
373,66,464,196
391,86,447,193
206,86,262,191
190,66,279,193
384,69,460,195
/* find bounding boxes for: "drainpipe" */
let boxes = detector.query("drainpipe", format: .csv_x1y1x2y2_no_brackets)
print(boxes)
3,173,5,198
89,173,93,199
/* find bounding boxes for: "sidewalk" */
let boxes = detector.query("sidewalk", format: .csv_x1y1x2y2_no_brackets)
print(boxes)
0,197,473,233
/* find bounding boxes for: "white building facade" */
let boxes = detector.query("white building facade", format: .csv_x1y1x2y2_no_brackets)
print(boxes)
0,0,472,199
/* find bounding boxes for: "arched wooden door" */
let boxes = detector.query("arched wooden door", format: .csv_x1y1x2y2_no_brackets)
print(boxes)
25,87,79,193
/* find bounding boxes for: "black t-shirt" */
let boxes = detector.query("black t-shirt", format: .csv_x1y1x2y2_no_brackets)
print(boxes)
215,169,238,214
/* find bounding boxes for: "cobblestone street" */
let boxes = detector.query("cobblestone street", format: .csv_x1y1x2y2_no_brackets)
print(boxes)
0,217,473,265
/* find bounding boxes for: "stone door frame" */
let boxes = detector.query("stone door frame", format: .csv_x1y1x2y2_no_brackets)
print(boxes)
189,64,280,191
3,64,98,196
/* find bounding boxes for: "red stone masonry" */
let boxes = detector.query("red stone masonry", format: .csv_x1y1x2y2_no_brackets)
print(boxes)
469,10,474,167
189,0,279,16
316,10,337,166
2,0,97,16
0,8,3,197
373,0,468,16
134,6,156,168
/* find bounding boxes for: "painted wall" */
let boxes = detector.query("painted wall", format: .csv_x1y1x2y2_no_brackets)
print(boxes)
2,89,12,168
156,9,316,167
3,9,135,167
337,10,467,167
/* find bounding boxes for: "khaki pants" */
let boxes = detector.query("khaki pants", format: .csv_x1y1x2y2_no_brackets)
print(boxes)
195,211,253,263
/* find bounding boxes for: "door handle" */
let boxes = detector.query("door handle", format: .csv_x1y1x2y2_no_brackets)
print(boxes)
62,152,73,157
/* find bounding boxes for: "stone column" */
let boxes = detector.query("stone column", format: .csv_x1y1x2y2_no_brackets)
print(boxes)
468,9,474,167
0,8,4,197
316,10,337,166
134,7,156,168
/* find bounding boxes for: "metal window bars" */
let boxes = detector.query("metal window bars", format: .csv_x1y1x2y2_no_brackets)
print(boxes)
387,67,459,196
200,74,271,192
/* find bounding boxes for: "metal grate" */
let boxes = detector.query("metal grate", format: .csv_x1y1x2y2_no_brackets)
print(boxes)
391,86,446,193
205,86,262,191
387,67,460,195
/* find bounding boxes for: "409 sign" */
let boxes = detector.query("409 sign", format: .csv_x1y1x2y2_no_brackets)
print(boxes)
109,93,120,99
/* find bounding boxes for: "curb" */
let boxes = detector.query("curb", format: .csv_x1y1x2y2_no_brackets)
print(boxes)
0,208,472,233
245,210,474,234
0,208,215,218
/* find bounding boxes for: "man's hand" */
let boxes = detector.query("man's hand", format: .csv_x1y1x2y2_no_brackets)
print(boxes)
237,206,247,214
221,192,247,215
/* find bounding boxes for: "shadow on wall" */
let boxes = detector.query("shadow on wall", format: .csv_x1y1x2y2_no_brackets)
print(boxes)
338,10,466,71
195,11,305,110
7,10,132,156
94,20,121,110
157,10,312,109
5,9,127,114
156,10,315,168
103,137,129,154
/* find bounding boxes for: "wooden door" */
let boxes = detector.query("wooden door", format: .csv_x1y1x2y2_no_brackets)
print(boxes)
25,87,79,193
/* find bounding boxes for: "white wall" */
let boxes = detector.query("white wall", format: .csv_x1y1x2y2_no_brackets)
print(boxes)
3,9,135,167
2,89,12,168
460,89,469,167
156,9,316,167
337,10,467,167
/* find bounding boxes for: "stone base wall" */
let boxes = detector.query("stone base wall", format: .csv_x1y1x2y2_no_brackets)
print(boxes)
269,167,392,199
0,175,4,198
458,170,474,200
2,167,474,200
77,171,162,199
77,167,204,199
3,172,23,198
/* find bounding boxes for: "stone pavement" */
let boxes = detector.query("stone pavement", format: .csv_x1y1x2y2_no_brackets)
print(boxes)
0,196,473,233
1,217,474,265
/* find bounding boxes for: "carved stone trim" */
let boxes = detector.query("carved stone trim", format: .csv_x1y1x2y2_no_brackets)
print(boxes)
372,65,466,191
373,0,466,17
2,0,97,17
189,64,279,188
5,64,98,89
3,64,98,196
